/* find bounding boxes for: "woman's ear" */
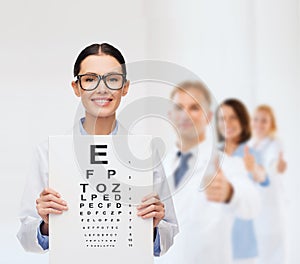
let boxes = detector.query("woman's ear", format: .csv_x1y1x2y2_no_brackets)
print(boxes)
121,80,130,96
71,81,81,97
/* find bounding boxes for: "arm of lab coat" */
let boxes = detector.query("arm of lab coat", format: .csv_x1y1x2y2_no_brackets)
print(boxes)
264,140,282,176
156,218,179,256
153,149,179,256
17,140,49,253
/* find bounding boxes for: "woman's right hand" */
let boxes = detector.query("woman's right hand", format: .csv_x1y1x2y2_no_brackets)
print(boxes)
277,151,287,174
243,146,256,172
36,188,68,234
243,146,267,183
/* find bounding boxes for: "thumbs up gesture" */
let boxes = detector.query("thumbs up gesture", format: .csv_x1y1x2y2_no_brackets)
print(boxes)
277,151,287,174
243,145,255,173
205,158,234,203
243,145,267,183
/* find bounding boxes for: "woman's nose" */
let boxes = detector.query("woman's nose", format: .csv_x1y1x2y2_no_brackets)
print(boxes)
95,80,109,94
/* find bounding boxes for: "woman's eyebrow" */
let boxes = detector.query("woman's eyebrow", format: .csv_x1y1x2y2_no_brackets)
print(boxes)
79,72,98,75
104,71,123,75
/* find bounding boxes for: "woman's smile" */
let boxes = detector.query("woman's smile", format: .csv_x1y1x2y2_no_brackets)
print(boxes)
91,96,113,107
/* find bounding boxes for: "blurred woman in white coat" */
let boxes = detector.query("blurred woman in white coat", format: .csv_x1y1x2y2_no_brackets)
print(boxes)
216,99,269,264
248,105,288,264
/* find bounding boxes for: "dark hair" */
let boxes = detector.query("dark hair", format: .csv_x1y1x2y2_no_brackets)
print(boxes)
216,98,251,144
73,43,127,77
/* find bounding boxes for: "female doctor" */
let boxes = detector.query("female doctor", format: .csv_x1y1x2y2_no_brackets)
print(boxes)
216,99,269,264
248,105,288,264
17,43,178,256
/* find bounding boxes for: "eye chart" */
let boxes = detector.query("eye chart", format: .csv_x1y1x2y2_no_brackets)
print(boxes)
49,135,154,264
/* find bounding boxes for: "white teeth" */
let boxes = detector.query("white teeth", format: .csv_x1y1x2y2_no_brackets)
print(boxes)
94,100,109,103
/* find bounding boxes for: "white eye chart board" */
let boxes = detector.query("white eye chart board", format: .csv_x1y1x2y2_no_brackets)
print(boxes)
49,135,154,264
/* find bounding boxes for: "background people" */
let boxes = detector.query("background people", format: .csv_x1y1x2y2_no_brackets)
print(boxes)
155,81,260,264
216,98,269,264
249,104,288,264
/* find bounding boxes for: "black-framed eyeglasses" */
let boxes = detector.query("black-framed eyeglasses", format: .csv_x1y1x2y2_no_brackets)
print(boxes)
76,73,126,91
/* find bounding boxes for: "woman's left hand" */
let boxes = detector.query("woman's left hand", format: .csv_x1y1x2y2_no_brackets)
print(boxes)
137,192,165,227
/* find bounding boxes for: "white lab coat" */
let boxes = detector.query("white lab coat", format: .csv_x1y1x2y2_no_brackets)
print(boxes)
248,137,288,264
17,121,178,255
154,139,261,264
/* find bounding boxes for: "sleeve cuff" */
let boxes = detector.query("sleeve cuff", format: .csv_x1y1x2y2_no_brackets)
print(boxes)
260,176,270,187
37,221,49,250
224,184,239,211
153,227,161,256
